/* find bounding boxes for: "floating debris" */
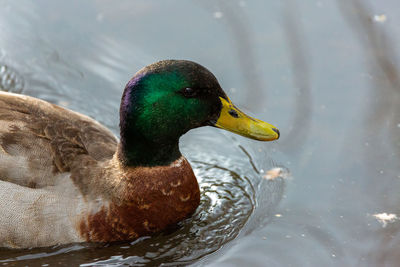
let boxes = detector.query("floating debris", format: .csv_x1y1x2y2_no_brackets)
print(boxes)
373,213,398,227
213,11,223,19
263,167,290,180
373,14,387,23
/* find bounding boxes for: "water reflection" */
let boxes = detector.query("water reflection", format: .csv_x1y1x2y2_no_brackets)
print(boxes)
280,0,312,153
338,1,400,265
213,0,266,107
1,0,400,266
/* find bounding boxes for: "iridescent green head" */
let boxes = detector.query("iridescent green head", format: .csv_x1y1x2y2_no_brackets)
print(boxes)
118,60,279,167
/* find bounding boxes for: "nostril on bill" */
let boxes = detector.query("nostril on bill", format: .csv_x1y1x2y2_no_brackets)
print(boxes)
272,128,280,139
228,109,239,118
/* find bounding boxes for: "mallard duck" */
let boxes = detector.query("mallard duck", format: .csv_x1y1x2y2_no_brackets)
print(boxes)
0,60,279,248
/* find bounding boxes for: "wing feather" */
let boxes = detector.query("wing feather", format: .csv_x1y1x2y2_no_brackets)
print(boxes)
0,92,118,188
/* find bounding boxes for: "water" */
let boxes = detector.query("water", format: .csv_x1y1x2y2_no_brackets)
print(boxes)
0,0,400,266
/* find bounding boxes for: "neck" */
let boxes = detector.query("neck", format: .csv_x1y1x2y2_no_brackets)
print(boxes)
118,78,184,167
117,133,181,167
118,91,182,166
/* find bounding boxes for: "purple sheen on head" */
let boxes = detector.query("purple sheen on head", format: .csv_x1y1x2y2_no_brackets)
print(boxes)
121,72,145,111
126,72,145,88
122,88,132,110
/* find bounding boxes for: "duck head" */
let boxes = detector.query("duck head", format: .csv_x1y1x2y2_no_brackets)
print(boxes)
118,60,279,167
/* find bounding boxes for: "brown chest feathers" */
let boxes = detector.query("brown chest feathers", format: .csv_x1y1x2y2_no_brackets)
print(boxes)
78,157,200,243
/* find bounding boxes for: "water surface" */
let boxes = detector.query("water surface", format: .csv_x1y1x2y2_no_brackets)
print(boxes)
0,0,400,266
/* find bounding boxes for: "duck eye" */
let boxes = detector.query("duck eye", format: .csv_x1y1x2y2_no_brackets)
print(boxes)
181,87,197,98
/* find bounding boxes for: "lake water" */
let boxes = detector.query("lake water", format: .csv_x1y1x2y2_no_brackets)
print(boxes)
0,0,400,266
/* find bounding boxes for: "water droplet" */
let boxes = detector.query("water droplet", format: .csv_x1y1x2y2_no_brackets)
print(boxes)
0,64,24,93
96,13,104,22
58,101,70,107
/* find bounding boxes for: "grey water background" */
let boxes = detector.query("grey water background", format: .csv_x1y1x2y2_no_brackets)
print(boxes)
0,0,400,266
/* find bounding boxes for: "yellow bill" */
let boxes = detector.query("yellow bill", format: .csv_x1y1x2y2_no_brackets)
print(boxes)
214,97,279,141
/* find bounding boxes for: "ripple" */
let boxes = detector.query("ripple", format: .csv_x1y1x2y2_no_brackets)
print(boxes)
0,64,24,93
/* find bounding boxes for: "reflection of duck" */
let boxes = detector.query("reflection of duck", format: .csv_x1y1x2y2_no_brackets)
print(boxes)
0,60,279,248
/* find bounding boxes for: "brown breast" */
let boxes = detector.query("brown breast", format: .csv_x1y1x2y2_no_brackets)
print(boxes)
78,157,200,242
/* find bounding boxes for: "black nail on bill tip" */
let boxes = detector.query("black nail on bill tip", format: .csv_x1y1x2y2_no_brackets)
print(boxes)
272,128,280,139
